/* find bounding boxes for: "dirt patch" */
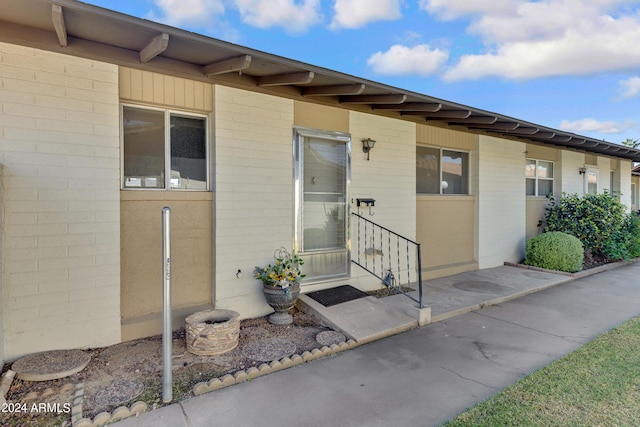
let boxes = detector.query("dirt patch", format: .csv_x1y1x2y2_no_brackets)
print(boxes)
368,285,414,298
1,309,333,427
582,250,610,270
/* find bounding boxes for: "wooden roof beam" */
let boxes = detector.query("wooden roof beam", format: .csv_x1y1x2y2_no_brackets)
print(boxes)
531,132,556,139
504,127,540,135
302,84,365,97
421,110,472,120
204,54,252,76
470,121,519,131
547,135,573,143
374,102,442,112
51,4,67,47
258,71,314,87
140,33,169,63
450,115,498,125
340,94,407,105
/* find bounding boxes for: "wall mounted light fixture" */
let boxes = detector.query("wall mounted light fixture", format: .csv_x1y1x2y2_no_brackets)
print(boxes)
579,167,586,175
362,138,376,161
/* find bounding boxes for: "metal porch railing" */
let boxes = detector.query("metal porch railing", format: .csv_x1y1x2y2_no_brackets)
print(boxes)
351,212,424,308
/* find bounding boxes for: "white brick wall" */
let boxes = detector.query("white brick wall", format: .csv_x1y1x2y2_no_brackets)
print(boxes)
476,136,526,267
597,156,611,194
349,112,417,290
213,93,418,308
619,160,632,209
0,43,121,360
558,150,585,195
213,86,295,318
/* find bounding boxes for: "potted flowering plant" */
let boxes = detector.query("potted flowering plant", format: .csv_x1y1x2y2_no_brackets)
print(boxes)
254,248,305,324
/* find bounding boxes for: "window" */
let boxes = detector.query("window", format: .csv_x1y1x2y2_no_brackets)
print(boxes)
632,183,637,206
526,159,554,196
584,167,598,195
417,146,469,194
122,105,208,190
610,171,615,193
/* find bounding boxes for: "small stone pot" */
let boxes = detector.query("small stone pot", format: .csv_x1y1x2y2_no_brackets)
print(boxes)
185,309,240,356
262,282,300,325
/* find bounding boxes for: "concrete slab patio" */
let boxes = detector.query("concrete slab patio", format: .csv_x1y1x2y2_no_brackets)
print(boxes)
299,265,573,344
115,262,640,427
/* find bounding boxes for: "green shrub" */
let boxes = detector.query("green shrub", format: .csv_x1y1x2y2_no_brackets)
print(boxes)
544,192,625,255
628,213,640,258
604,212,640,261
544,192,639,262
524,232,584,273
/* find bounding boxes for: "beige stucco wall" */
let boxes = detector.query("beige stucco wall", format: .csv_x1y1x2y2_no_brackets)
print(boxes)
294,101,349,134
476,135,526,267
524,144,556,242
0,42,121,360
117,67,215,340
525,198,548,241
213,86,295,318
525,144,558,162
120,192,213,340
415,124,478,278
416,195,477,278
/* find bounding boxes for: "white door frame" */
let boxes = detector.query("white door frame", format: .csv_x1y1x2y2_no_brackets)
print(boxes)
293,127,351,284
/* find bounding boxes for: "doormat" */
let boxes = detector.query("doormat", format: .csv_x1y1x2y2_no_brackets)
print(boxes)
305,285,369,307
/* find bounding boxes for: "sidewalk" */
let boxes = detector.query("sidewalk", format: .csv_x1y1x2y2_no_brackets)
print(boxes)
115,262,640,427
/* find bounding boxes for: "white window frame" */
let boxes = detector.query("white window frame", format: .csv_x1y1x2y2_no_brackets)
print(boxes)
417,145,470,195
610,170,615,193
584,166,598,195
631,182,637,206
121,104,210,191
525,158,554,197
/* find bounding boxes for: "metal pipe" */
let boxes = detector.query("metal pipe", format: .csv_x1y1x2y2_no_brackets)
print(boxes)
162,207,172,403
417,244,424,308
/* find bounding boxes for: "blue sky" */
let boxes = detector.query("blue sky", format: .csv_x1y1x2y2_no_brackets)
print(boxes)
84,0,640,145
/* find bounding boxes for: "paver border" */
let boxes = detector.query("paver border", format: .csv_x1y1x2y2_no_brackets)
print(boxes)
192,339,359,395
505,257,639,279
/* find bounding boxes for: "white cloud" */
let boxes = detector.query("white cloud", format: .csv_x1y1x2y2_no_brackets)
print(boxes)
560,118,636,134
620,77,640,99
150,0,225,27
367,44,448,76
232,0,322,33
419,0,513,20
330,0,403,29
419,0,640,81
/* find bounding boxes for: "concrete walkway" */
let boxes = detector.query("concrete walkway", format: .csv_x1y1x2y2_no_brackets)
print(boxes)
298,265,573,344
115,262,640,427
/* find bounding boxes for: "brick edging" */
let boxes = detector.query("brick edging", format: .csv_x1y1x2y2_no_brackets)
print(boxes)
71,381,148,427
505,257,639,279
192,339,359,395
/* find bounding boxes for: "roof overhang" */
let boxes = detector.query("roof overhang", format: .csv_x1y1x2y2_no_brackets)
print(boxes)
2,0,640,162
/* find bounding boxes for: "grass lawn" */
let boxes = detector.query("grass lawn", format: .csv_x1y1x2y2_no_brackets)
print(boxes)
443,316,640,426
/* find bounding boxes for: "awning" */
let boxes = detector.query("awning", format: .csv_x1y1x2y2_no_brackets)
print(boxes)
2,0,640,162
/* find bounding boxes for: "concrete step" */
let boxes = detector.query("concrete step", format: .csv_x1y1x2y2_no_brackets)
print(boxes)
297,293,418,344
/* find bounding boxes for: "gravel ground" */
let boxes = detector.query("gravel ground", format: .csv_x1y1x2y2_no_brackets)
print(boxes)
1,309,336,427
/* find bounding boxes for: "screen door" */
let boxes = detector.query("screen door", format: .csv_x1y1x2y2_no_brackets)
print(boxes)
294,128,351,283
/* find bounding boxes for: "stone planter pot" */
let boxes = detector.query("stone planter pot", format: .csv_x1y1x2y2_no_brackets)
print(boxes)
185,309,240,356
263,282,300,325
